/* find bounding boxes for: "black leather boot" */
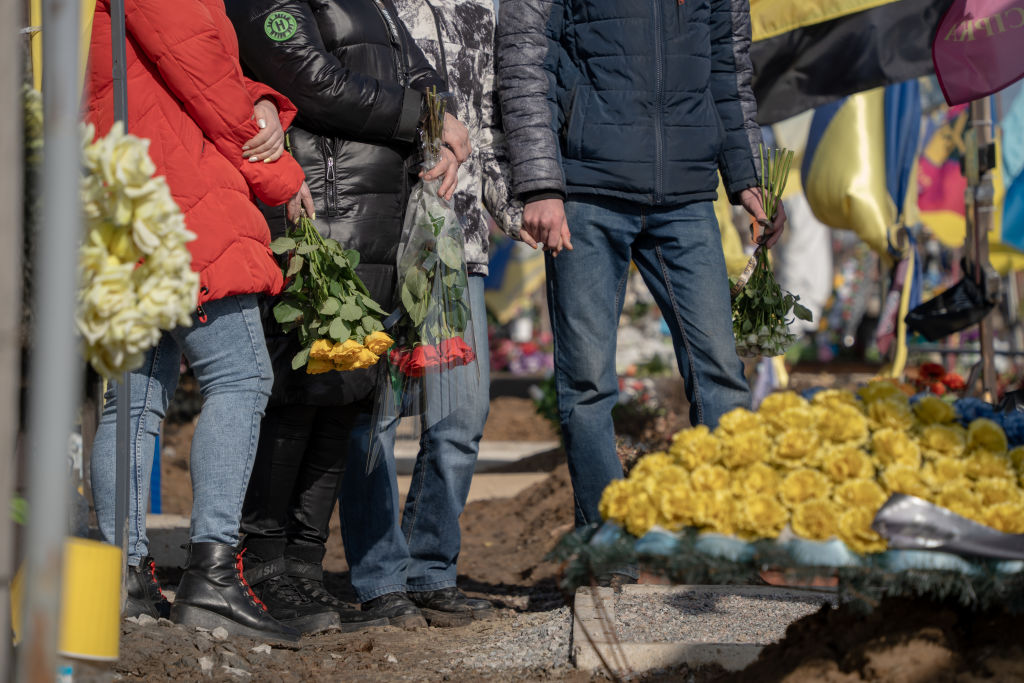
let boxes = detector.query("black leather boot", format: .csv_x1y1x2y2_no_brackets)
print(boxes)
240,553,343,635
361,592,428,630
408,587,494,626
124,557,171,620
284,558,388,633
169,543,300,643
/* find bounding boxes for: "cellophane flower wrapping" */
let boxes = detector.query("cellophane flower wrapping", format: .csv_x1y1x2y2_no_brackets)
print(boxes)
367,90,479,471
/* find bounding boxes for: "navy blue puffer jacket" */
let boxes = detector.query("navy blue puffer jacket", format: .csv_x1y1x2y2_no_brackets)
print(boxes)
497,0,761,206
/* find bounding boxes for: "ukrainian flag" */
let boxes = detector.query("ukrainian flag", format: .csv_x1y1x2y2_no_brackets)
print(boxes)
800,80,922,258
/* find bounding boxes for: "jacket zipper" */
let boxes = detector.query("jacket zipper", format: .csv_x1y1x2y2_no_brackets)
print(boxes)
371,0,408,86
322,138,337,217
424,1,450,90
651,0,665,204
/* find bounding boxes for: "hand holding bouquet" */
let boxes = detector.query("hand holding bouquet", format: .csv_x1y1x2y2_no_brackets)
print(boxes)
270,216,393,374
730,146,812,357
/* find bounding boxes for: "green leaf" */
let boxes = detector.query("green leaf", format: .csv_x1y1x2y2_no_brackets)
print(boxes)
269,236,296,254
328,280,343,298
333,253,351,269
318,322,331,335
344,249,361,269
286,272,304,293
291,347,310,370
409,298,430,327
443,271,458,288
324,238,341,251
360,295,386,315
338,302,363,321
362,316,383,332
436,234,462,269
273,302,302,324
401,284,418,319
319,297,341,316
297,242,317,255
406,267,429,299
286,254,305,278
793,302,813,322
329,317,350,342
11,496,27,525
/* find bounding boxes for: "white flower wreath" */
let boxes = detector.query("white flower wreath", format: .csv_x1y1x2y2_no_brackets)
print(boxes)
77,122,199,378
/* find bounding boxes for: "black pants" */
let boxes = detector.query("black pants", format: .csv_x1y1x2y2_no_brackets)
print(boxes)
241,404,358,564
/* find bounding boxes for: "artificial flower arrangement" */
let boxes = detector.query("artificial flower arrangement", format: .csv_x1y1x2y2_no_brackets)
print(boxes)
599,379,1024,562
730,147,812,357
77,122,200,378
270,215,393,374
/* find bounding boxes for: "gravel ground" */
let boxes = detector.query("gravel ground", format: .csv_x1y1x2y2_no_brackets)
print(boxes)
615,590,836,644
452,607,572,672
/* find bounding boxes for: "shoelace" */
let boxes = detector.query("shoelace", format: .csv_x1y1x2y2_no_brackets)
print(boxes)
267,576,311,605
146,559,169,602
299,579,341,606
235,549,268,611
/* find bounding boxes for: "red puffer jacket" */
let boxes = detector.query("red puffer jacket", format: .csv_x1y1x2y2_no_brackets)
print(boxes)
85,0,305,305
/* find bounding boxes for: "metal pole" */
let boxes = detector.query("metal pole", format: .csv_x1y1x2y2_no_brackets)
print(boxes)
17,0,83,677
967,97,998,400
0,0,25,678
110,0,132,594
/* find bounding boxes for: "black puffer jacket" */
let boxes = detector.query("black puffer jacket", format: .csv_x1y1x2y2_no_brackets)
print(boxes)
226,0,445,406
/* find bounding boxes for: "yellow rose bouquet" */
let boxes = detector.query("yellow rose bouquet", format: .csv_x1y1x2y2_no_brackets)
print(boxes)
270,216,393,374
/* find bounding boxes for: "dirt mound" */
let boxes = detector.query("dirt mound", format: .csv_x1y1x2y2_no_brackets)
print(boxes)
724,598,1024,682
457,464,575,610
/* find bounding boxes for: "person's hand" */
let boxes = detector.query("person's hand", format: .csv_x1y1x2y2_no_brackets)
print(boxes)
286,181,315,223
243,99,285,163
739,187,786,248
421,147,460,201
442,112,471,163
522,198,573,256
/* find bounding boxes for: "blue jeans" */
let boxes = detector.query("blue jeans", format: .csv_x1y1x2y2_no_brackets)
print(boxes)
552,197,749,527
91,294,273,566
339,276,489,602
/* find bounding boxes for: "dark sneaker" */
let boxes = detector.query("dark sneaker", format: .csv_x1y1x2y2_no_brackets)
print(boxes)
408,587,493,627
240,553,343,635
284,559,387,633
361,592,427,629
125,557,171,620
170,543,300,644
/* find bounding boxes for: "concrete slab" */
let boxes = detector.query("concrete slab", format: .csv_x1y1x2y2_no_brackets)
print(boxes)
573,584,836,674
394,439,558,475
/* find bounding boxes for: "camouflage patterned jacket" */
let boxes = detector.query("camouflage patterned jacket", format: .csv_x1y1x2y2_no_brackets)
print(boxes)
393,0,523,276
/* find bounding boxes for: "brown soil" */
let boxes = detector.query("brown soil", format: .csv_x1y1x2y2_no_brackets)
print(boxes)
714,598,1024,683
483,396,559,442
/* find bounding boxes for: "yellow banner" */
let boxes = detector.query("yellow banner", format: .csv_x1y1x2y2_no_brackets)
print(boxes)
29,0,97,93
751,0,902,41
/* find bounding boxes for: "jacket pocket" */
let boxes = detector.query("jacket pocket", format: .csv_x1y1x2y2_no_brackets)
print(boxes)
565,85,591,160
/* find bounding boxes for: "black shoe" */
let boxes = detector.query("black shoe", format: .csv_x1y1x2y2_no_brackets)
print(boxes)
284,559,387,633
407,587,492,627
239,552,344,635
169,543,300,644
125,557,171,620
361,592,427,629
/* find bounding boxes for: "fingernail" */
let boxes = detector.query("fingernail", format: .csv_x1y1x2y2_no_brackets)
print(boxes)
311,212,316,220
264,158,272,163
249,155,258,162
258,119,267,129
242,146,249,151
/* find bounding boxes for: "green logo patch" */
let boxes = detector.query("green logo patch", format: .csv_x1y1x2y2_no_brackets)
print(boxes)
264,11,298,41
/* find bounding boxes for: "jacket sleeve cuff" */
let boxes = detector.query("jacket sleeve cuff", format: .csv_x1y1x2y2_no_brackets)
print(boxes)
521,190,566,204
394,89,425,144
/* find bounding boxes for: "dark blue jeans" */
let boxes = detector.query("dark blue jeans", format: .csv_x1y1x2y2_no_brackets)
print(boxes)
339,276,489,602
553,197,750,528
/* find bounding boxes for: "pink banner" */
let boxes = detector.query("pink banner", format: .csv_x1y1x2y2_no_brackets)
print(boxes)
933,0,1024,105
